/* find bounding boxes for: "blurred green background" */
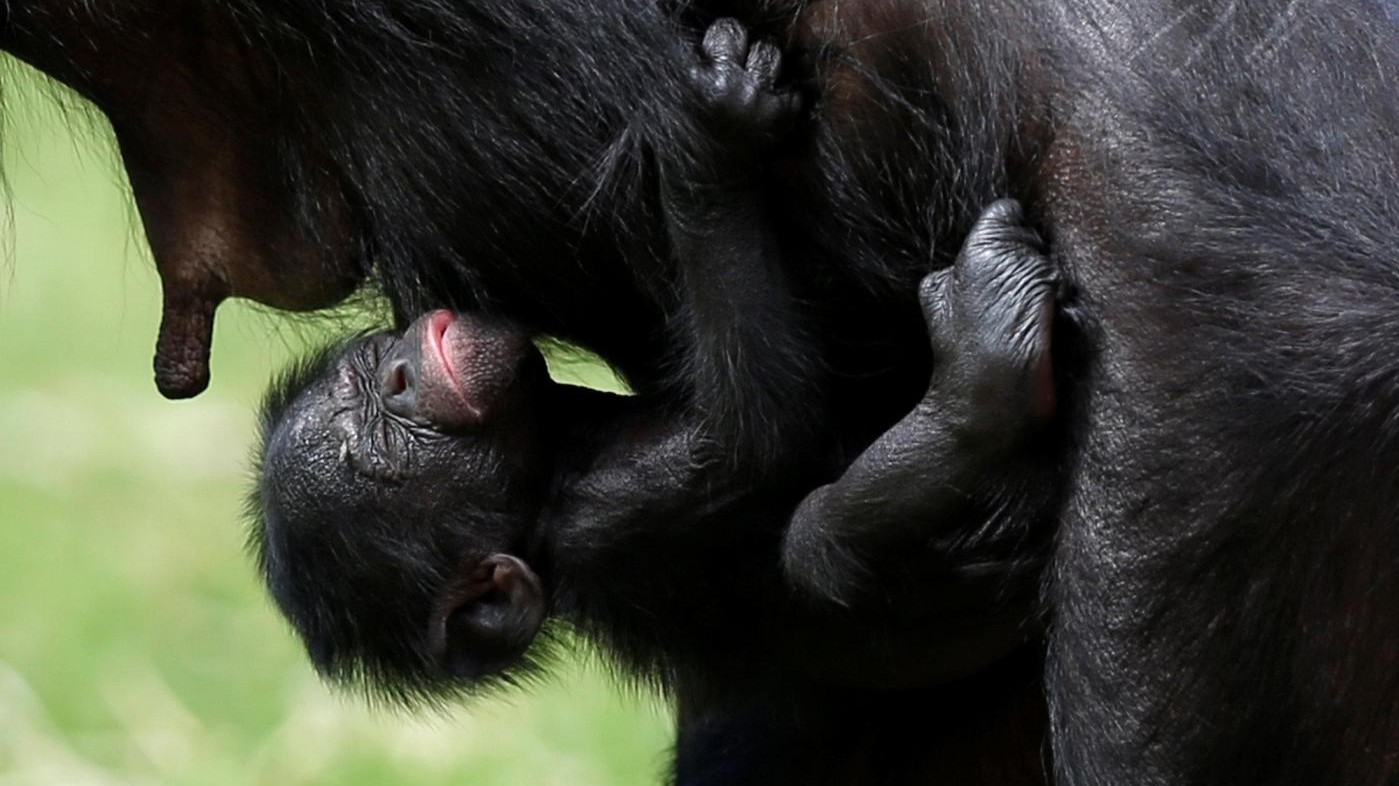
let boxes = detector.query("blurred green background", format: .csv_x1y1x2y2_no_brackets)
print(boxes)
0,59,671,785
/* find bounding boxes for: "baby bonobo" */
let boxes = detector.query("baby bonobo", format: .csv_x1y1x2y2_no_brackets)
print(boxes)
250,198,1061,699
251,16,1064,700
253,311,557,687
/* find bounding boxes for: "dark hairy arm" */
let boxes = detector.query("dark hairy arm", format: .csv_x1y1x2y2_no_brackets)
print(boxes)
658,18,823,471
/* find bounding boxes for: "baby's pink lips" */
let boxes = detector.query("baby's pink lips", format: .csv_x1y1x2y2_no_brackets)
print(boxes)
423,310,480,417
425,310,455,373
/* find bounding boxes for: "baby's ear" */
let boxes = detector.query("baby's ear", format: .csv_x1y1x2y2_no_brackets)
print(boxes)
428,554,546,679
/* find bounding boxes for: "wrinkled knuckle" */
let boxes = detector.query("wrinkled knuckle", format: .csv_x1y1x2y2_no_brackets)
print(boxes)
963,231,1013,267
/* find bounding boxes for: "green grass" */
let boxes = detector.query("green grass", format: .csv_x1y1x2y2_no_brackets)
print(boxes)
0,59,670,785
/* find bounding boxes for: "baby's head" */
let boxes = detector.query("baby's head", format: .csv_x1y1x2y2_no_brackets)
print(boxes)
250,311,555,703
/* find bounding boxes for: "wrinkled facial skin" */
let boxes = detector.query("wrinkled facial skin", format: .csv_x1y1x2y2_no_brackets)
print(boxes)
252,312,553,699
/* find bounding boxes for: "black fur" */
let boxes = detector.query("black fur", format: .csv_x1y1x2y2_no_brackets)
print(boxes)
6,1,1399,784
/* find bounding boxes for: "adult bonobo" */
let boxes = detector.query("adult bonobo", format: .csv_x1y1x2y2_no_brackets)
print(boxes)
4,1,1399,785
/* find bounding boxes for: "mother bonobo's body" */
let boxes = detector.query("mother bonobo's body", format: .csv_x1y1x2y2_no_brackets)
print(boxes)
5,1,1398,784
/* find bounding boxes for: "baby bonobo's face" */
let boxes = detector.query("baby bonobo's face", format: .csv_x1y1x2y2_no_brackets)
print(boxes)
251,311,555,702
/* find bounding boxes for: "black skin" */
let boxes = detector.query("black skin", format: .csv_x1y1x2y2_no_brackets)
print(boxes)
7,2,1399,785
